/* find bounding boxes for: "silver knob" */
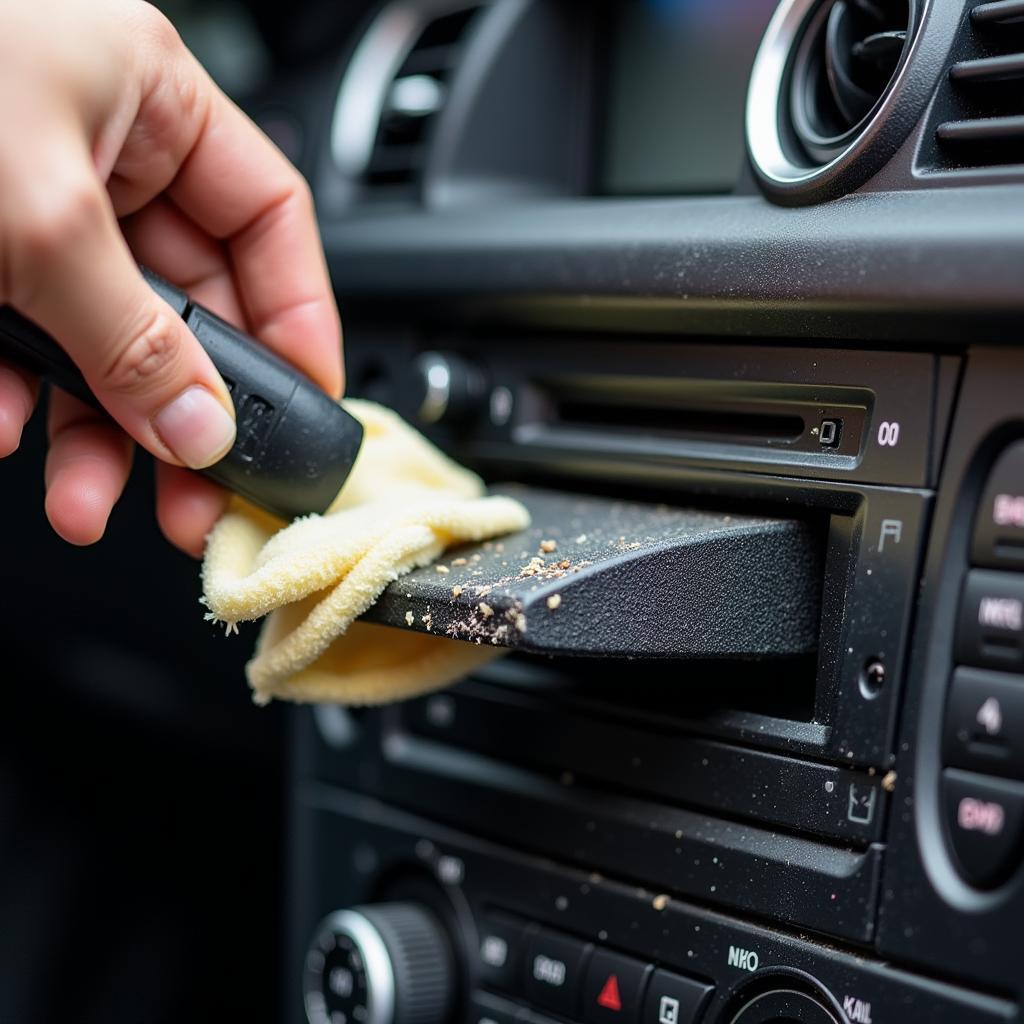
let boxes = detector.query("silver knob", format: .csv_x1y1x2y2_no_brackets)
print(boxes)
304,903,455,1024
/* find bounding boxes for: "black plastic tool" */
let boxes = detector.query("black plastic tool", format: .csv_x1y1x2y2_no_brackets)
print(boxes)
0,267,363,521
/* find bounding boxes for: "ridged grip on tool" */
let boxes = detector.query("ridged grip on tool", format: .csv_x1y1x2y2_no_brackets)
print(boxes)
357,903,455,1024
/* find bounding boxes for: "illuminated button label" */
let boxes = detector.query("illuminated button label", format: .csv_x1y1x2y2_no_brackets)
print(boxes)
978,596,1023,632
958,796,1006,836
533,954,567,988
480,936,508,969
994,493,1024,529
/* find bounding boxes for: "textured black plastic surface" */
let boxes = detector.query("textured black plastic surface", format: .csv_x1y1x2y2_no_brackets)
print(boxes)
363,485,822,658
0,269,361,521
324,186,1024,342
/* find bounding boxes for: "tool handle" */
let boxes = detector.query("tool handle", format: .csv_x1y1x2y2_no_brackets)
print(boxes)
0,268,362,521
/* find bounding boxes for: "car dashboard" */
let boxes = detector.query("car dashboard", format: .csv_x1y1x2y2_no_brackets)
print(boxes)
281,2,1024,1023
4,1,1024,1023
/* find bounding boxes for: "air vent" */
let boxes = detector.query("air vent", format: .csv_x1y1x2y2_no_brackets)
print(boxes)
791,0,912,164
367,7,480,186
746,0,924,203
330,2,483,198
933,0,1024,170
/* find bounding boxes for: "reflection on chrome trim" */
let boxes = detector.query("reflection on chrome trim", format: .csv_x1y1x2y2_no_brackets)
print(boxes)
745,0,926,190
330,0,481,178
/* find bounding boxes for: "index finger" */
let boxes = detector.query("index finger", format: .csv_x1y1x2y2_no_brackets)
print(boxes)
167,87,343,399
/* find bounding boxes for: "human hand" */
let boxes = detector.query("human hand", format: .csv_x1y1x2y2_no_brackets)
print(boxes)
0,0,343,556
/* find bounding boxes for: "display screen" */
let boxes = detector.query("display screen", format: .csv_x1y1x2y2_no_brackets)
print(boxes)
602,0,780,195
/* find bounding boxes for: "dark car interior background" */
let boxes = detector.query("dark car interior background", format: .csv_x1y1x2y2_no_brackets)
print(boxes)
2,1,1024,1022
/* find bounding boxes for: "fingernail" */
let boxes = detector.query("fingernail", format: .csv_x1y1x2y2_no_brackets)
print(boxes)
153,386,236,469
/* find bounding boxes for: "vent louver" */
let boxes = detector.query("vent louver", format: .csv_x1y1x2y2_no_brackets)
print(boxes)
366,6,481,188
791,0,913,164
934,0,1024,169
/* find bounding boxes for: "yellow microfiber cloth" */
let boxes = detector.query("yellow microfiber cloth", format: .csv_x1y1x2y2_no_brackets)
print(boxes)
201,399,531,705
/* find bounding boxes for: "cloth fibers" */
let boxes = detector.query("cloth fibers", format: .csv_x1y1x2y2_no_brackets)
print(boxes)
201,399,531,705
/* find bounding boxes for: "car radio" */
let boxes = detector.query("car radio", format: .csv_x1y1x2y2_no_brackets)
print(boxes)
288,339,1024,1024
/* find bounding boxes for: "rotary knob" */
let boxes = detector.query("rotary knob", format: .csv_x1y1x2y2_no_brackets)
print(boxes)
409,351,487,425
304,903,456,1024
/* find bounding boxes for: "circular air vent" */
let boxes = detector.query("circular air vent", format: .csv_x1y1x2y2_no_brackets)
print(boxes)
746,0,924,203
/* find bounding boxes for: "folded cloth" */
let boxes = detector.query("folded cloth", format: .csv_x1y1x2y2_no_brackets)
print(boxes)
201,399,531,705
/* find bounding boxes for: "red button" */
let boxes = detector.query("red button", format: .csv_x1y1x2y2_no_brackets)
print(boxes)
597,975,623,1012
583,950,650,1024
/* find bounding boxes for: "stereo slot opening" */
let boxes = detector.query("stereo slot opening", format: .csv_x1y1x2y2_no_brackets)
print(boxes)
477,652,820,726
520,376,870,461
554,399,806,445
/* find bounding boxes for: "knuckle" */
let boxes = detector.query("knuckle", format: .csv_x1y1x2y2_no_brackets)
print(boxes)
136,3,182,52
16,182,105,260
101,308,183,396
286,171,314,216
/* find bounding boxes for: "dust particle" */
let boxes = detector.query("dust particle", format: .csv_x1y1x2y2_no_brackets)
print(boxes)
421,611,433,631
547,594,562,610
882,770,898,793
515,612,527,632
575,534,588,543
652,894,669,912
478,602,494,619
405,611,415,626
452,585,463,598
435,564,450,574
558,559,571,569
540,539,557,552
452,557,468,566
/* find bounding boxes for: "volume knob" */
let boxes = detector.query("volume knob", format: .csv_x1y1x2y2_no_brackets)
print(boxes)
304,903,455,1024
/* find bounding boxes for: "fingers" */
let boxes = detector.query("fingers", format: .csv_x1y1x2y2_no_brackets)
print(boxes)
155,462,228,558
121,196,244,327
166,88,342,396
104,20,342,397
45,389,133,546
0,360,38,457
5,135,237,472
44,389,227,555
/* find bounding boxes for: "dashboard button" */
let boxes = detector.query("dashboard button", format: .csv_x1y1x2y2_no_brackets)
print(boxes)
972,442,1024,569
956,570,1024,671
583,949,652,1024
524,929,592,1017
470,992,521,1024
641,969,713,1024
945,667,1024,780
943,768,1024,888
476,915,531,995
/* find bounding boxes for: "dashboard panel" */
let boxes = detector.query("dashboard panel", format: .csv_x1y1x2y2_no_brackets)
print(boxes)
4,0,1019,1022
282,2,1024,1024
286,1,1024,1024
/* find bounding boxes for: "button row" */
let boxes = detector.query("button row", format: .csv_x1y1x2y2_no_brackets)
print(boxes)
943,442,1024,888
476,916,713,1024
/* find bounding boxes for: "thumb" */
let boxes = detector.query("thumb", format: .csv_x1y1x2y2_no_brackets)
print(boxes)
10,168,236,470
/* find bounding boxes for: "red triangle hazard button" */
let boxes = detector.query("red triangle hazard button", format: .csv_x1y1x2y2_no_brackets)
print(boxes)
597,974,622,1012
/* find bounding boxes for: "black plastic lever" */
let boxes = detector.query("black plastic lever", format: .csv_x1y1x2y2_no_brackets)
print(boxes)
0,267,363,521
363,485,822,658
